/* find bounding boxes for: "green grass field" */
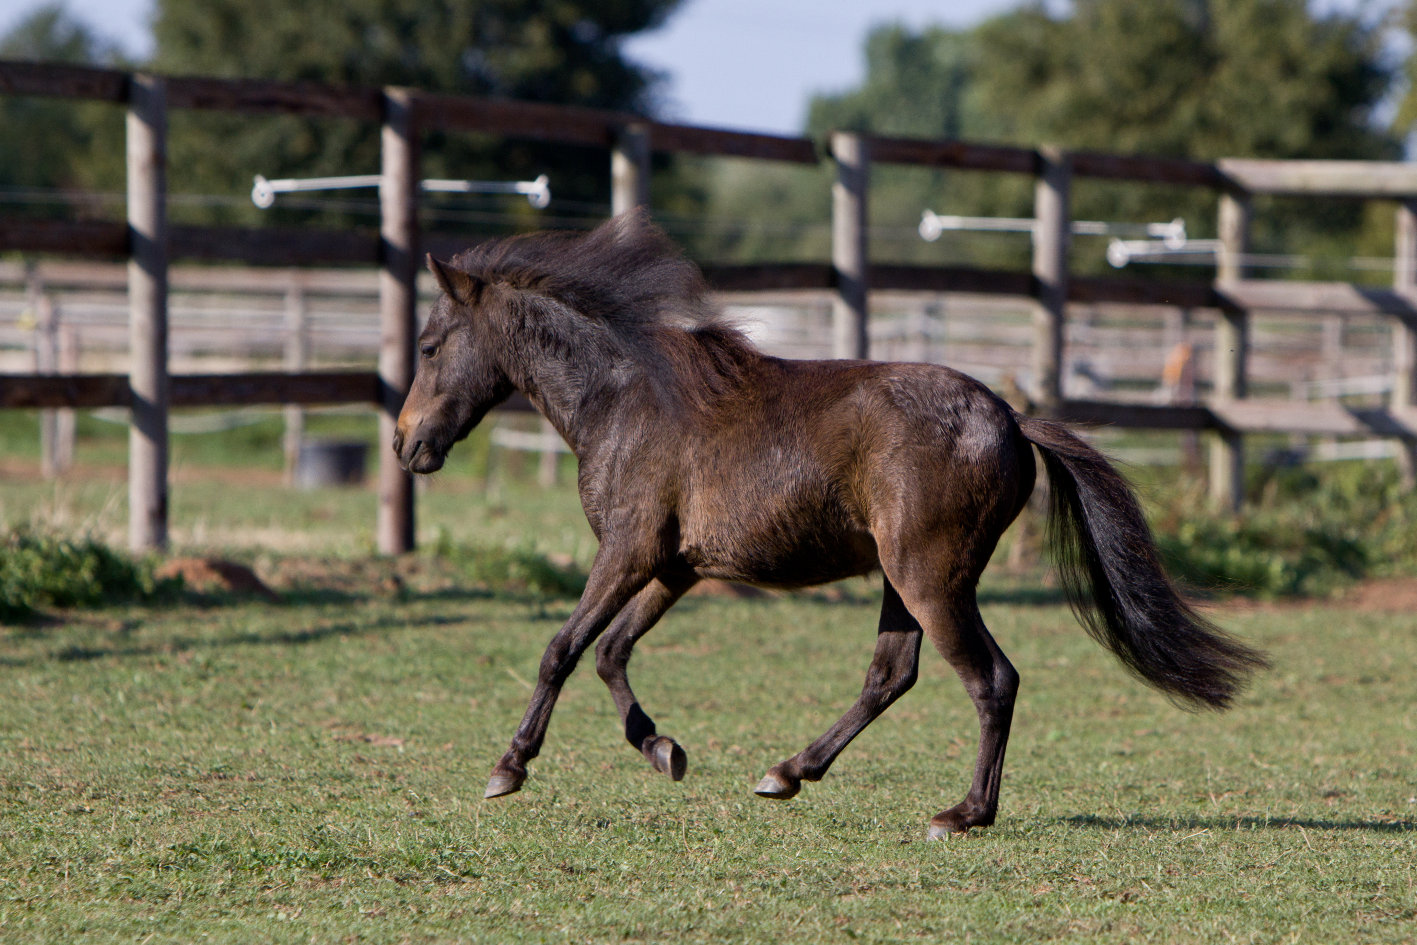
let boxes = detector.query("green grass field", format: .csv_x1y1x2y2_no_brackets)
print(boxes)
1,410,1415,942
1,566,1413,942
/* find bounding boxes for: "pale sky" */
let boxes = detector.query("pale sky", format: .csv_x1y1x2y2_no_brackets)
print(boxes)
0,0,1393,136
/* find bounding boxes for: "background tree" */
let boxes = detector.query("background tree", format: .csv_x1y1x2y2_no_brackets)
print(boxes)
700,0,1397,271
149,0,684,231
0,5,127,220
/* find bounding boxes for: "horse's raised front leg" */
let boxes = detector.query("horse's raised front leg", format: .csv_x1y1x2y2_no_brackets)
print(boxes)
755,577,923,799
485,549,653,799
594,571,698,781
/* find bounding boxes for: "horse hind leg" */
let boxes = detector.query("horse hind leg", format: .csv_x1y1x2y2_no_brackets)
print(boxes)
896,578,1019,839
754,577,923,799
594,572,698,781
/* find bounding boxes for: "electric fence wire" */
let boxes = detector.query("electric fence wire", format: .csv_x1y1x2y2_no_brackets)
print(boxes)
0,185,1402,273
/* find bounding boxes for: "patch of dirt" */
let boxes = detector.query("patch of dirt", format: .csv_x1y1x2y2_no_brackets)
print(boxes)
156,557,280,602
1327,576,1417,614
1222,575,1417,615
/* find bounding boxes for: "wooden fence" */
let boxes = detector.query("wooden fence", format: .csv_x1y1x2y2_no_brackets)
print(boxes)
2,60,1416,552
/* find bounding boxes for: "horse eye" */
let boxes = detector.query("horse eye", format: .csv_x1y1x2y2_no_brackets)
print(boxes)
420,343,440,360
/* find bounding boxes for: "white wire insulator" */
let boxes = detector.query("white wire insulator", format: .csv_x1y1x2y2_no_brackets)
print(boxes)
523,175,551,209
918,210,944,242
251,175,276,209
1158,218,1188,250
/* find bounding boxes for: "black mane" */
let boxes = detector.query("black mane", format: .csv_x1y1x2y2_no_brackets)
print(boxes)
451,210,758,407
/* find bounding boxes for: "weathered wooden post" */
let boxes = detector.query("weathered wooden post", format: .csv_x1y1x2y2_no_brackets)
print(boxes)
1211,190,1251,512
378,88,418,554
611,124,651,217
831,131,869,360
1393,201,1417,487
27,269,63,478
127,73,169,552
56,323,78,473
1031,146,1071,409
283,274,309,486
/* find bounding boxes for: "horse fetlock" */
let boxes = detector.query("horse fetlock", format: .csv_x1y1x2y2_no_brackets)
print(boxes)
642,735,687,781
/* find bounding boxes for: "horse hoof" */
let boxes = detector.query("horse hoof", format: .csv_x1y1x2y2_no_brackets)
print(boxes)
929,805,988,839
927,822,968,841
753,771,800,800
644,736,687,781
484,769,526,799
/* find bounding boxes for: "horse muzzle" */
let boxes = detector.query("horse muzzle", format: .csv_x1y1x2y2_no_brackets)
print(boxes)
392,423,447,474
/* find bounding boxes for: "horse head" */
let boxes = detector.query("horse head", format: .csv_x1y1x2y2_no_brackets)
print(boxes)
394,254,513,474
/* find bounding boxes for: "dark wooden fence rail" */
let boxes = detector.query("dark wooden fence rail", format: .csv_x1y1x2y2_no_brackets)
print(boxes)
2,59,1416,551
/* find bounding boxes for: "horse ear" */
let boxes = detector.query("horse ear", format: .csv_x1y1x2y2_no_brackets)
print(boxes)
426,254,483,306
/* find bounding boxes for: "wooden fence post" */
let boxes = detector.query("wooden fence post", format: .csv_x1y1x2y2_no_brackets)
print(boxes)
831,131,869,360
26,269,65,478
283,274,309,486
1393,201,1417,487
611,124,651,217
127,73,169,552
378,88,418,555
1032,146,1071,409
1211,190,1251,512
57,324,77,473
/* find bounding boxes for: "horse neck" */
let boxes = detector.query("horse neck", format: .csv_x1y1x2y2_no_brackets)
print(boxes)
495,300,637,456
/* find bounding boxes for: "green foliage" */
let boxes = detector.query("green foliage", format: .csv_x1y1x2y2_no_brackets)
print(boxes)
703,0,1398,268
0,529,181,622
0,5,127,215
432,533,586,598
973,0,1393,162
1151,461,1417,598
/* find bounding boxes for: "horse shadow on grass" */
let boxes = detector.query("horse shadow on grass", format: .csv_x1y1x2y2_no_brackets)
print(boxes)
1063,813,1415,834
0,604,475,669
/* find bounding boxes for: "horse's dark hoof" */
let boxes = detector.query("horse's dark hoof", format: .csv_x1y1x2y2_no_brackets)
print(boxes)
929,804,992,839
643,735,687,781
753,770,800,799
484,768,526,799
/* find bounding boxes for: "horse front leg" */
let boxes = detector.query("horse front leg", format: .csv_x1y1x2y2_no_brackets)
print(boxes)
485,551,653,799
594,571,698,780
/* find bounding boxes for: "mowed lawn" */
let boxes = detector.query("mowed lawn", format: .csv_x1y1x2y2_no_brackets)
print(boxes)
1,571,1413,943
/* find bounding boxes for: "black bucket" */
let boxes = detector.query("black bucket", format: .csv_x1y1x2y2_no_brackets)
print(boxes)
296,440,369,489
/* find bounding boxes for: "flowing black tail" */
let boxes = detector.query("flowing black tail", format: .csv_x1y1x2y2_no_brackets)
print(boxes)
1014,414,1267,709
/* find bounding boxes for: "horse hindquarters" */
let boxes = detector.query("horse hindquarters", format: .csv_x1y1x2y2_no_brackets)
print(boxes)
753,400,1034,836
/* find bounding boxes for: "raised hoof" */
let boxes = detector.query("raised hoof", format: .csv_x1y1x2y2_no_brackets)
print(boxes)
484,768,526,799
643,736,687,781
753,771,801,800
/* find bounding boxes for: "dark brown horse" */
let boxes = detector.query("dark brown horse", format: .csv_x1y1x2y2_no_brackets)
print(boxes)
394,210,1265,838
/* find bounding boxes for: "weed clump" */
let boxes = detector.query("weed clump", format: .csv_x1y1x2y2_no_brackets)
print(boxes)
431,532,586,598
1150,460,1417,598
0,529,181,622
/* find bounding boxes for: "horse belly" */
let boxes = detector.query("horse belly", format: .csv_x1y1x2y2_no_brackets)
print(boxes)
680,497,879,589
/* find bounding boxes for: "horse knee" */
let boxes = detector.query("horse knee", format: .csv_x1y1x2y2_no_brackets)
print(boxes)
864,659,918,705
594,635,629,685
